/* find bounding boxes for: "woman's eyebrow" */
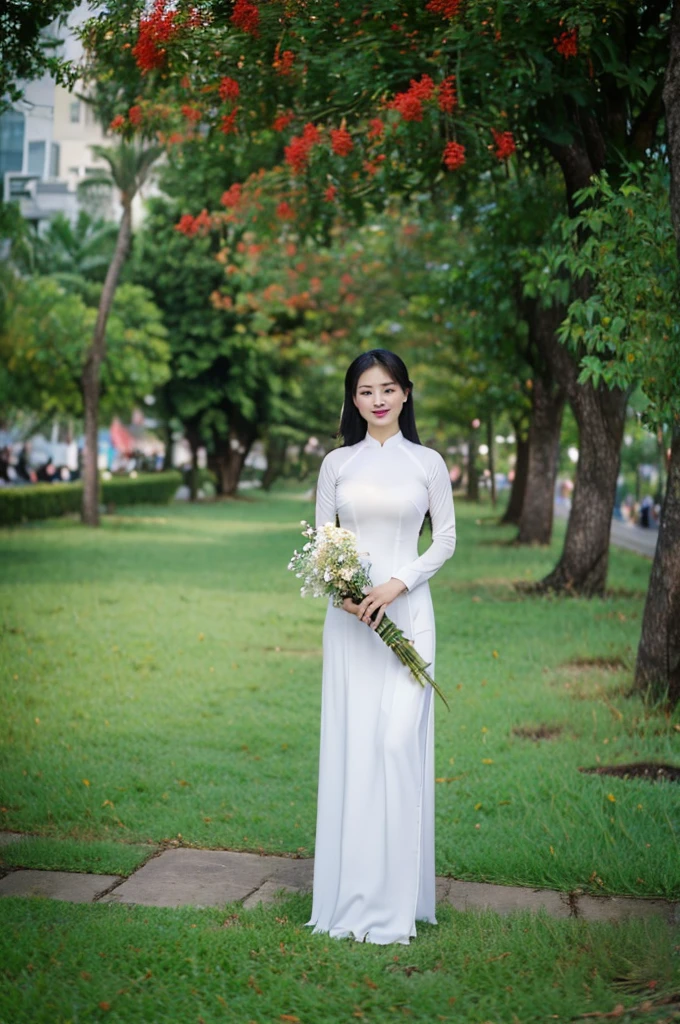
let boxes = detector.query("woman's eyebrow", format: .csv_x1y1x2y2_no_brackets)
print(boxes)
359,381,395,388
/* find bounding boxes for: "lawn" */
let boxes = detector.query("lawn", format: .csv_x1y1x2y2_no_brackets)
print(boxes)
0,488,678,901
1,894,678,1024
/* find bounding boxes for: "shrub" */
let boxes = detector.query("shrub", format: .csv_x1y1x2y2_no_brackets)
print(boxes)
0,473,182,527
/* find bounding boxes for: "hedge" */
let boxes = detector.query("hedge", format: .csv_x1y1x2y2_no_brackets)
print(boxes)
0,472,182,527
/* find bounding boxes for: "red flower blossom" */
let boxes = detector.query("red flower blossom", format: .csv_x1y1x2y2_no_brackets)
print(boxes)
221,183,243,208
166,132,184,146
109,114,126,132
175,214,196,235
132,0,178,74
272,111,294,132
437,76,457,114
554,27,578,58
425,0,461,18
367,118,384,141
491,128,516,160
192,208,212,235
330,127,353,156
219,108,239,134
128,104,143,126
284,123,321,173
302,122,321,145
324,185,337,202
181,105,202,123
276,200,295,220
409,74,435,101
219,77,240,102
443,140,465,170
273,46,295,76
231,0,259,36
180,74,191,90
389,91,423,122
389,76,435,123
285,136,311,173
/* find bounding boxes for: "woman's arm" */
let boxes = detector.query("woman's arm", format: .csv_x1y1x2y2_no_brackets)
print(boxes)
315,452,337,530
392,452,456,593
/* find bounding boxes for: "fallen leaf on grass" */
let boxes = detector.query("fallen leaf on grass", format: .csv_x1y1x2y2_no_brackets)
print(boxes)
280,1016,300,1022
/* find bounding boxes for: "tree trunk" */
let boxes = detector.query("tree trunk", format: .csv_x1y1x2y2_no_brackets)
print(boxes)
486,415,496,507
81,201,132,526
466,427,479,501
501,431,529,525
186,429,200,502
538,381,628,597
665,0,680,251
261,433,287,491
634,427,680,706
633,3,680,705
162,421,174,473
211,427,255,496
517,376,565,544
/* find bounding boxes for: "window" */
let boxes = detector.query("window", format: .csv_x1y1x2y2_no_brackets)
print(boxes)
50,142,60,178
28,140,46,177
69,100,81,123
0,108,25,178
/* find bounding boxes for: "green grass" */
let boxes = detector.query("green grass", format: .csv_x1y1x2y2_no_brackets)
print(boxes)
1,894,678,1024
0,836,154,877
1,490,678,898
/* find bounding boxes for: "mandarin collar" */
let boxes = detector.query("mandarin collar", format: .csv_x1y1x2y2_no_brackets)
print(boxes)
362,428,404,450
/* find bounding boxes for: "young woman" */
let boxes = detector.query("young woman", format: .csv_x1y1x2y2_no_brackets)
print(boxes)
305,348,457,945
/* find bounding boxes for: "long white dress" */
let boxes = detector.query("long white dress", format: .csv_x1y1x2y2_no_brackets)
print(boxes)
305,427,457,945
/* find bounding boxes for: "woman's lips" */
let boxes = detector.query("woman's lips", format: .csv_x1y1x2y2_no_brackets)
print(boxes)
373,410,388,417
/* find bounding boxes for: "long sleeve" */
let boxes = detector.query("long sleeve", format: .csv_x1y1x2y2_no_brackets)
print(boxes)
315,452,338,529
392,452,456,592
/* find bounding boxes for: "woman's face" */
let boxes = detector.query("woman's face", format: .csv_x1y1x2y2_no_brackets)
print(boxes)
353,364,409,430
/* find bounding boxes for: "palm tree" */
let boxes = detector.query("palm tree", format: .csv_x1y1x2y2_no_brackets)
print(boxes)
78,141,162,526
33,210,119,282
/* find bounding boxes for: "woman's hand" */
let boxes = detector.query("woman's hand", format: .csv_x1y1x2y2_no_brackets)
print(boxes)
342,578,407,630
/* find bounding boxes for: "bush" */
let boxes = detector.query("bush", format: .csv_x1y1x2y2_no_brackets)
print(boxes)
0,483,82,527
0,473,182,527
102,472,181,509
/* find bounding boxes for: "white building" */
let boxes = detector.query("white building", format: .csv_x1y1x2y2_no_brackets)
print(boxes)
0,3,154,228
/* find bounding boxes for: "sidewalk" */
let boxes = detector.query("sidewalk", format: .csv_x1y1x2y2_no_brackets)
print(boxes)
554,499,658,559
1,833,677,925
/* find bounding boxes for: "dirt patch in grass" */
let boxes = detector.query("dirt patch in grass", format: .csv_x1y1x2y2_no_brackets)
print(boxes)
567,655,628,671
512,723,563,741
578,761,680,783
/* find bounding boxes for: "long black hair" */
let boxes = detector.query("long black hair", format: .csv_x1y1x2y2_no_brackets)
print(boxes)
335,348,421,447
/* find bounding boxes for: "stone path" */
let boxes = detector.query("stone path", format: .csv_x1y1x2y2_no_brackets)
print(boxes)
554,498,658,559
1,833,678,925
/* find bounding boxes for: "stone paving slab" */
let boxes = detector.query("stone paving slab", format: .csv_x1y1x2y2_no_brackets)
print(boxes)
436,877,571,918
242,880,301,910
0,870,121,903
576,892,679,925
100,848,313,908
0,832,24,847
1,836,677,925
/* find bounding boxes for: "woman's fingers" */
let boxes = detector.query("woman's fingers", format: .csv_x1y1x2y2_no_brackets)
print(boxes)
371,606,386,629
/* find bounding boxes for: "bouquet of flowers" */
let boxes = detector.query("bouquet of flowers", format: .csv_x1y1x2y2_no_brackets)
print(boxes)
288,520,449,709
